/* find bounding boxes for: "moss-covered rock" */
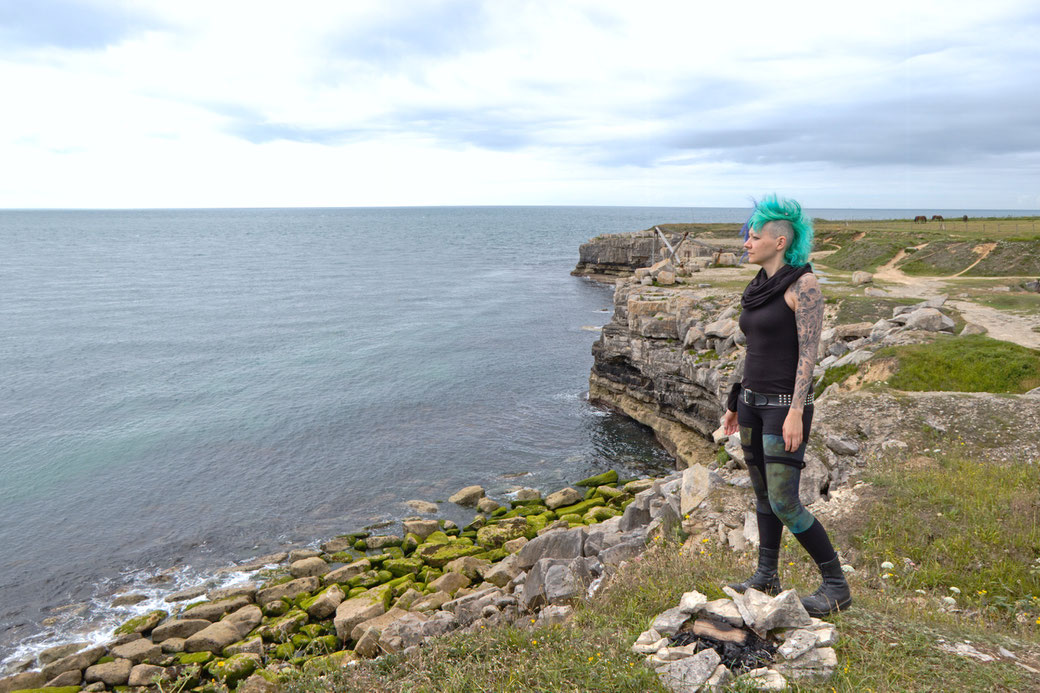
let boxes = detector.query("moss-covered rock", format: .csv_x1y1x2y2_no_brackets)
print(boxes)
585,505,621,522
346,586,369,598
473,547,510,562
177,650,214,665
401,532,421,555
552,497,605,517
423,530,451,545
272,642,296,660
206,652,258,686
383,557,423,577
302,649,359,671
474,517,530,548
258,610,309,642
307,634,339,654
595,485,624,500
9,688,81,693
416,542,486,568
262,598,290,618
113,609,167,635
576,469,619,487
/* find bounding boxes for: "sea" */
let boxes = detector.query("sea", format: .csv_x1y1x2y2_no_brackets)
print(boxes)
1,205,1035,668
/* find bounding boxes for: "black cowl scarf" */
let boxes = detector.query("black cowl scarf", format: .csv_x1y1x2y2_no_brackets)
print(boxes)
741,262,814,310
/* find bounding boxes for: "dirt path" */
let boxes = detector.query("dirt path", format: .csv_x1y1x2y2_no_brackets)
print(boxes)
826,242,1040,350
946,299,1040,349
952,242,998,277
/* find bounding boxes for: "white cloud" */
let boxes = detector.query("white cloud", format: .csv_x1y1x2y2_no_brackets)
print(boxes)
0,0,1037,208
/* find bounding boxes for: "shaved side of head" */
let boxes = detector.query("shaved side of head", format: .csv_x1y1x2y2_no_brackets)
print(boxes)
763,219,793,250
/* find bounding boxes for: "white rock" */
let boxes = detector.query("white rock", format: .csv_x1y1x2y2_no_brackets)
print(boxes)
654,648,722,693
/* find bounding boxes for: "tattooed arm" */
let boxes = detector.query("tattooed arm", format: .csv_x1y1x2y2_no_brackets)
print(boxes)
789,272,824,411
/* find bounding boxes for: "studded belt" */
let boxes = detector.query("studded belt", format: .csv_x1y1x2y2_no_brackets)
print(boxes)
742,387,814,408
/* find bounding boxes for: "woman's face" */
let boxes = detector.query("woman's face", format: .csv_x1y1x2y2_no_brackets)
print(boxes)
743,224,783,265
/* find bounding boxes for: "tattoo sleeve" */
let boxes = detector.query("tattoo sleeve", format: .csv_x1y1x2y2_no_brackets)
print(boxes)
791,276,824,410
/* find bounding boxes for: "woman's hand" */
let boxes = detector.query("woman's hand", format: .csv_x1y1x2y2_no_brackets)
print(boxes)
782,408,804,451
721,409,738,436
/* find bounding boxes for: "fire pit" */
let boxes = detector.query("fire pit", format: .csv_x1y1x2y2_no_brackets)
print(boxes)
631,587,838,691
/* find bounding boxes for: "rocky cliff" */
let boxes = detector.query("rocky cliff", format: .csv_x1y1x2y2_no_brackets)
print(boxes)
584,258,1036,521
572,228,739,278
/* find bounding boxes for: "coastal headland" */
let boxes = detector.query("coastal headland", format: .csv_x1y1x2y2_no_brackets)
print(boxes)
3,215,1040,692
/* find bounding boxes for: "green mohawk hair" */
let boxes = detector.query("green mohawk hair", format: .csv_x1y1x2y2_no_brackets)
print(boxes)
749,193,814,267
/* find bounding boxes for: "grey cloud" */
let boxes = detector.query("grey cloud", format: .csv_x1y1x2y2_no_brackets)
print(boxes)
0,0,161,51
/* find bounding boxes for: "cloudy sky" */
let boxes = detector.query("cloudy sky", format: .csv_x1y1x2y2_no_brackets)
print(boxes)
1,0,1038,209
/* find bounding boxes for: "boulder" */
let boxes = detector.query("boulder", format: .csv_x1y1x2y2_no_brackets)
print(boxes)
151,618,212,641
334,592,388,642
404,499,439,514
39,644,106,680
402,518,440,540
545,487,583,509
350,607,411,645
833,322,873,339
851,271,873,285
378,611,432,654
223,604,263,635
43,669,83,687
448,485,485,506
37,641,92,666
302,584,345,620
289,556,329,578
482,553,523,587
679,464,715,516
110,637,162,664
961,322,986,335
184,621,244,653
429,571,471,596
902,307,947,331
475,517,530,549
824,435,860,456
324,558,372,584
442,555,491,582
127,663,168,686
0,671,48,693
516,526,586,569
256,576,320,605
183,595,252,620
84,658,133,686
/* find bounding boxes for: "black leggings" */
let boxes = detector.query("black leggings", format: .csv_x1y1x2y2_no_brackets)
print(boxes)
737,398,838,564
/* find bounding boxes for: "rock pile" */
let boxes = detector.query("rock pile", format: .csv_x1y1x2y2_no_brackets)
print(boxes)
0,467,698,693
634,586,838,691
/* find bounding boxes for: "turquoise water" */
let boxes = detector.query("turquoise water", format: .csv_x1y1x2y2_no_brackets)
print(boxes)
1,205,1034,664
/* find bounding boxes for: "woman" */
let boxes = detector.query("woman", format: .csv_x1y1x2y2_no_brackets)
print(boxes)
719,194,852,618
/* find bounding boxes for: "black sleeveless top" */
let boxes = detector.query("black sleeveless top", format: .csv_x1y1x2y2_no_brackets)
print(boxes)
738,264,814,395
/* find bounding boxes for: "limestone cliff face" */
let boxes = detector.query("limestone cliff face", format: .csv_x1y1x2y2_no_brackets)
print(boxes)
588,276,744,468
584,266,1040,516
572,229,724,278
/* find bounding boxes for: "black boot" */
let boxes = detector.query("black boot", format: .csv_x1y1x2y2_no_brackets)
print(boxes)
727,546,782,596
800,555,852,617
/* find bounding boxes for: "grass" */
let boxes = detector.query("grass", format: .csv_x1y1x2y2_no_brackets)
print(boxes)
818,363,860,392
873,333,1040,393
817,239,907,272
851,451,1040,620
898,241,981,276
971,292,1040,314
834,296,919,325
964,241,1040,277
279,443,1040,692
